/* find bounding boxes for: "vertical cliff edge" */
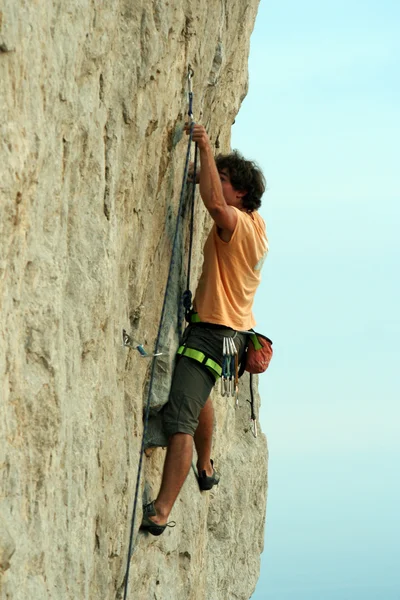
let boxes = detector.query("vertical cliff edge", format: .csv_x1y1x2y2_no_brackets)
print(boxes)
0,2,268,599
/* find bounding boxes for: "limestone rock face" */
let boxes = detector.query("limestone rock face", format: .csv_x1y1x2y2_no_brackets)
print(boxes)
0,2,268,599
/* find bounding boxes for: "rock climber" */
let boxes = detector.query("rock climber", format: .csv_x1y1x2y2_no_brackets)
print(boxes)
140,123,268,536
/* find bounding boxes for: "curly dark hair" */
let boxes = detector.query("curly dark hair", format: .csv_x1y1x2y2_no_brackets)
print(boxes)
215,150,266,212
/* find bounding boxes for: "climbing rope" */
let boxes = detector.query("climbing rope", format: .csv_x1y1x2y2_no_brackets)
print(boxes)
182,66,198,321
122,69,197,600
186,66,197,298
182,140,198,320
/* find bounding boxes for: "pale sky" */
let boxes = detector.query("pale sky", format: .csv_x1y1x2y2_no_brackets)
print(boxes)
232,1,400,598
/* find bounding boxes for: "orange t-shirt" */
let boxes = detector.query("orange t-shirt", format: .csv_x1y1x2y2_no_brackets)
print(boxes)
193,208,268,331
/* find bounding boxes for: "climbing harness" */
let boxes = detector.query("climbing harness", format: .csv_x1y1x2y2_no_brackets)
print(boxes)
122,67,198,600
176,344,222,380
183,312,272,425
122,329,162,357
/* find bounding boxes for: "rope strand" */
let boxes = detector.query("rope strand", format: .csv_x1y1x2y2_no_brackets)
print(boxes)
122,123,195,600
186,141,198,293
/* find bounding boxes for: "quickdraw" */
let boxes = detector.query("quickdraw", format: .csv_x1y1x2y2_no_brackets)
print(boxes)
221,336,239,404
248,373,257,438
187,65,194,122
122,329,163,358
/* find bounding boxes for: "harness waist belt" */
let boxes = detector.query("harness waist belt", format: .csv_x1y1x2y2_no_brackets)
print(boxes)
177,345,222,380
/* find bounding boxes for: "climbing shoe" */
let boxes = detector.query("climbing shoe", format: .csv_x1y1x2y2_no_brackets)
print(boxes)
197,460,220,491
140,501,176,537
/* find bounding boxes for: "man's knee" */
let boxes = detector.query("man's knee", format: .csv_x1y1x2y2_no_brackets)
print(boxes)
167,431,194,446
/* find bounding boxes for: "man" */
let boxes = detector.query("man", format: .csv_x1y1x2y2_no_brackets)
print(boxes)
141,124,268,536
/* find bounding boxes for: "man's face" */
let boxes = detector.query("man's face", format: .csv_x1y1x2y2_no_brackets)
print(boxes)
218,169,246,208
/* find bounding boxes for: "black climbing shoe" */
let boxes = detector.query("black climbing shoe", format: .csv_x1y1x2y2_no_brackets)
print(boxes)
140,501,176,537
197,460,220,491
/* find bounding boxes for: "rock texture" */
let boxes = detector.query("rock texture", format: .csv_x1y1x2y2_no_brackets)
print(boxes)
0,2,268,599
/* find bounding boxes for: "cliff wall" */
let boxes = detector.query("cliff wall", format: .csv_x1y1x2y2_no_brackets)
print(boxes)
0,2,268,599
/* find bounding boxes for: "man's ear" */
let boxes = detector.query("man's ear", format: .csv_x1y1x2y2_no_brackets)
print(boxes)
236,189,247,199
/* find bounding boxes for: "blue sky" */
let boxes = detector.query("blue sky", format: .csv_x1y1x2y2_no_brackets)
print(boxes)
232,1,400,598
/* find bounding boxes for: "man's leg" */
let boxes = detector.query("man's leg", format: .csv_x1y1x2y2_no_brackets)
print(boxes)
151,397,214,527
147,356,214,527
194,397,214,477
150,432,193,526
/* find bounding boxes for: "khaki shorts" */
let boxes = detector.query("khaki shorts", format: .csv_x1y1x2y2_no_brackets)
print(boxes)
162,325,247,438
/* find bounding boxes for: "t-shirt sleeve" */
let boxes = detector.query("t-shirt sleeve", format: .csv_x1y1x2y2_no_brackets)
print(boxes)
228,207,255,244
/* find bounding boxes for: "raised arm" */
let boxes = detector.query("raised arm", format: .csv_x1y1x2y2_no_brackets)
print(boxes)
185,124,238,236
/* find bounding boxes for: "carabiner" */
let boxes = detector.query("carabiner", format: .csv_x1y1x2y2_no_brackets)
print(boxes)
122,329,162,358
187,66,194,121
221,376,226,397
